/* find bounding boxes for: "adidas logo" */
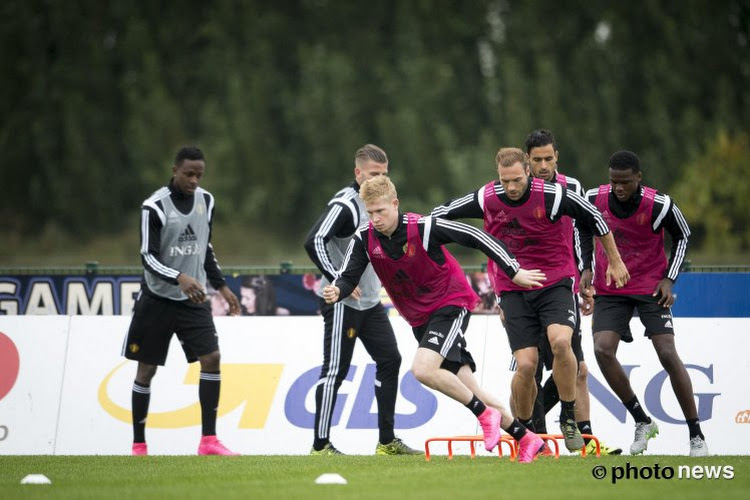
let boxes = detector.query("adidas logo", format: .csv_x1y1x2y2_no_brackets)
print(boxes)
178,224,198,242
664,320,673,328
568,315,576,324
428,337,440,346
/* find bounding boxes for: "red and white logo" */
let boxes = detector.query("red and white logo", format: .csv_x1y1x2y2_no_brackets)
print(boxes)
0,332,20,401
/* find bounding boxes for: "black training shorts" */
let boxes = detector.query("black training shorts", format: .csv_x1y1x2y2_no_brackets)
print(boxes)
499,278,578,353
592,294,675,342
123,292,219,366
412,305,476,374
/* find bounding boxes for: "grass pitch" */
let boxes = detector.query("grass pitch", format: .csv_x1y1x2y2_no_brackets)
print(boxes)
1,455,748,500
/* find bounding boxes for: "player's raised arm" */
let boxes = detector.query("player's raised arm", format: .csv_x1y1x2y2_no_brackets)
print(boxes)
430,187,485,221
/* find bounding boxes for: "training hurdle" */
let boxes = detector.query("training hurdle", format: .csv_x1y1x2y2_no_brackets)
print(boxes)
424,435,517,461
424,433,601,461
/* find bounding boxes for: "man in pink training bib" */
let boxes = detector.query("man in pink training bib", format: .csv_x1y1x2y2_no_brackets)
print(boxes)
580,150,708,457
323,175,547,463
432,147,629,452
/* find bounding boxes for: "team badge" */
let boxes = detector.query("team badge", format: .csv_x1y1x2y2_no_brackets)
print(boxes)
129,343,140,353
347,328,357,339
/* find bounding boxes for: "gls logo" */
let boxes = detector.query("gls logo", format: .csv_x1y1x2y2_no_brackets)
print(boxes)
99,362,437,429
99,362,719,429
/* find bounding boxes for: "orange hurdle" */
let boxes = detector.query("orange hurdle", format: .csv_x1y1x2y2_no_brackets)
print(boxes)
424,433,601,461
424,435,517,461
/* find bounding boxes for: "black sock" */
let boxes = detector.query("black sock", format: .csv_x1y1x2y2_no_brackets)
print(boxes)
132,382,150,443
199,371,221,436
578,420,592,444
466,395,487,417
312,439,329,451
532,387,547,433
624,396,651,424
542,377,560,414
520,418,536,432
686,418,704,440
504,418,528,441
560,400,575,423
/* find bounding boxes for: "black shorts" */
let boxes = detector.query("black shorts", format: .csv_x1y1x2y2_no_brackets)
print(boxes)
412,306,476,374
499,278,578,353
592,294,674,342
123,292,220,366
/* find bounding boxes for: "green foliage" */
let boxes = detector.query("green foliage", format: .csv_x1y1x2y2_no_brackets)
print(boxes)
1,0,748,259
672,131,750,254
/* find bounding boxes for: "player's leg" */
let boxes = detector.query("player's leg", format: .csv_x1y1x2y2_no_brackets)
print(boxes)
534,280,581,450
410,306,501,452
131,362,157,455
177,302,237,455
456,364,545,462
500,290,542,427
510,347,540,425
311,300,357,454
359,303,419,455
640,298,707,456
529,334,552,433
122,293,174,456
593,295,657,454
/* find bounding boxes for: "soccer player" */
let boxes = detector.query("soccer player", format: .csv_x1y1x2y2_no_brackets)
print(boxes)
303,144,419,456
580,150,708,456
123,146,241,456
432,147,629,452
323,175,547,463
522,129,622,455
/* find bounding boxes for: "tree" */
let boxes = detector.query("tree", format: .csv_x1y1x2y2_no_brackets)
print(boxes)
672,131,750,255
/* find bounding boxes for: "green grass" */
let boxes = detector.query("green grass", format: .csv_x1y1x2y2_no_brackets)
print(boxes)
0,455,748,499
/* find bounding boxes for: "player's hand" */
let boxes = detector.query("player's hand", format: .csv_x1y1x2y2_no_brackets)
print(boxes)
351,286,362,301
322,285,341,304
177,273,206,303
511,268,547,288
652,278,675,308
218,285,241,316
580,294,594,316
579,269,593,296
605,260,630,289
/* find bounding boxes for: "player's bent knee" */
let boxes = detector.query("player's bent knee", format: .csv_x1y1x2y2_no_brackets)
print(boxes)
198,350,221,371
577,361,589,380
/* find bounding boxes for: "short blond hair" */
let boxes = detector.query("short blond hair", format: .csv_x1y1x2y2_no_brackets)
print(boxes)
495,147,528,168
360,175,396,204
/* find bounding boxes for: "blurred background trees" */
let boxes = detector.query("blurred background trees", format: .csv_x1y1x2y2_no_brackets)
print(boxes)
1,0,748,265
